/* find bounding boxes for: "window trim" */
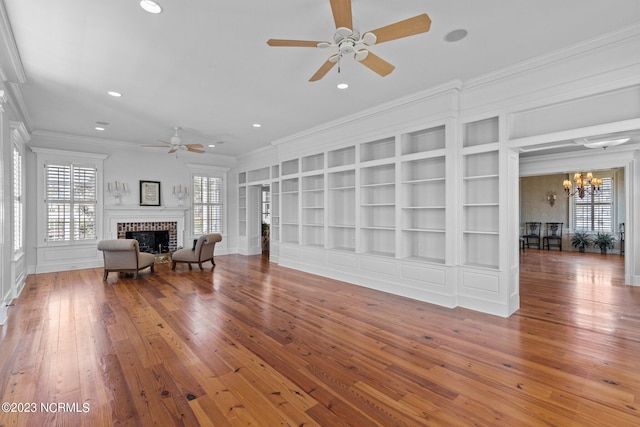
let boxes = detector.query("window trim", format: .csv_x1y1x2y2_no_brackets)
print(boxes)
12,137,24,255
187,164,229,238
569,171,617,234
45,162,99,242
192,174,224,235
32,148,107,247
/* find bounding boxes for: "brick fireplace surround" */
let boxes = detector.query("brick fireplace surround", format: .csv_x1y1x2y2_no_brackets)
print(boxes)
117,221,178,252
105,207,187,253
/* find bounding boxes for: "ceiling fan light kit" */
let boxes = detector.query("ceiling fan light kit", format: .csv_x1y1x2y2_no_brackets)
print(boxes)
266,0,431,81
142,126,205,155
139,0,162,14
581,137,630,150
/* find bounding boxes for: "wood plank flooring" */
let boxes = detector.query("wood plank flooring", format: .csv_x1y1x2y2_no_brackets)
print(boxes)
0,251,638,426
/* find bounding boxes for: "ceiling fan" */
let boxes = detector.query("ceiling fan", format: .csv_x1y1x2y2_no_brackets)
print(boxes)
267,0,431,81
143,126,205,154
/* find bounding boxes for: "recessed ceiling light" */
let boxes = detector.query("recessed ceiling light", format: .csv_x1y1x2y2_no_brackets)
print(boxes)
253,123,262,128
337,83,349,90
107,91,122,97
444,29,468,43
208,144,216,148
95,127,105,131
140,0,162,14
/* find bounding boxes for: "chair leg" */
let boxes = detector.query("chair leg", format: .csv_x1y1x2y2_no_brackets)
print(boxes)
151,265,155,273
198,262,203,271
188,263,192,270
103,270,108,280
172,261,176,270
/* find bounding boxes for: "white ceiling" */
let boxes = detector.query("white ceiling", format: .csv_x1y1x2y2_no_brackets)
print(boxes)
4,0,640,157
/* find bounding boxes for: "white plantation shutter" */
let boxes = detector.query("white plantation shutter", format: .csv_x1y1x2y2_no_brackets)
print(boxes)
13,147,23,252
45,164,97,241
573,177,613,232
193,175,223,234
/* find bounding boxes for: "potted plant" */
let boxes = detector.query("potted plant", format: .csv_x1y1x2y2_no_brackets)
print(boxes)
571,231,592,253
593,231,616,254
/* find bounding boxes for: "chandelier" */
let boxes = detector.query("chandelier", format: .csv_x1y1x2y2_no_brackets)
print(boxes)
563,172,602,199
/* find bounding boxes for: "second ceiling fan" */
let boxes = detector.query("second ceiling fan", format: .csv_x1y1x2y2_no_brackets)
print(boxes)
267,0,431,82
143,126,205,154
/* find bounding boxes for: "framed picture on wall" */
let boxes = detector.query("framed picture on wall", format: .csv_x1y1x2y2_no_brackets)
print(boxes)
140,180,161,206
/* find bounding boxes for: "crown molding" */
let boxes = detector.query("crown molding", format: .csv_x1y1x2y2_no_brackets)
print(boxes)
30,146,109,160
0,0,26,84
186,163,231,173
5,81,32,128
9,120,29,142
236,143,276,162
464,22,640,91
31,130,237,164
271,79,462,147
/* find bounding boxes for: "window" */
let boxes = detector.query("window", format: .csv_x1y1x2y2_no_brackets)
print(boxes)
13,146,23,253
45,163,97,241
573,176,613,232
193,175,223,234
262,186,270,225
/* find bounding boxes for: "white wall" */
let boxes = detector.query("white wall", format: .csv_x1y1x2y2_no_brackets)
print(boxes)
25,131,237,273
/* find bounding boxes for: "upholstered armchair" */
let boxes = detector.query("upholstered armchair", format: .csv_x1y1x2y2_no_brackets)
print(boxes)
97,239,155,280
172,233,222,271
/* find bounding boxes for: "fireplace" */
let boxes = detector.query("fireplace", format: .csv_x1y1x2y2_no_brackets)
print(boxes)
117,221,178,252
106,207,186,253
125,230,170,254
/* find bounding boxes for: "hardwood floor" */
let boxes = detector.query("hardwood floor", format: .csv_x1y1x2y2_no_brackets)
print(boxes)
0,251,638,426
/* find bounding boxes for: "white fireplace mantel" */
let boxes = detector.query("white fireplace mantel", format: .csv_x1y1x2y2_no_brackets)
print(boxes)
104,206,188,246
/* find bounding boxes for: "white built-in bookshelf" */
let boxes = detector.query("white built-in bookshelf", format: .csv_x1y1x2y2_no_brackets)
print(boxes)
281,158,299,176
401,125,446,154
271,181,280,241
360,137,395,162
328,145,355,168
302,173,324,247
281,177,299,244
238,185,247,236
238,123,454,265
328,168,355,251
462,117,500,269
360,162,396,257
401,156,446,263
302,153,324,173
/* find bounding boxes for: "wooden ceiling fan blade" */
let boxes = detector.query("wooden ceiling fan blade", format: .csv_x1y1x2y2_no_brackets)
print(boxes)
358,51,395,77
187,147,205,153
142,144,170,147
367,13,431,44
309,59,338,82
185,143,204,149
168,148,178,154
267,39,324,47
329,0,352,29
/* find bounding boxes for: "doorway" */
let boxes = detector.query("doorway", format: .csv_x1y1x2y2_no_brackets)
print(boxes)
261,185,270,254
516,133,635,310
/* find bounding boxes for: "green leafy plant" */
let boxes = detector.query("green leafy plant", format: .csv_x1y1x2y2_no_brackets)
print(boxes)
570,231,592,253
593,231,616,254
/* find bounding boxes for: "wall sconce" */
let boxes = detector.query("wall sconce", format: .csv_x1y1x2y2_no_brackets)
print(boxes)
546,191,557,207
173,185,188,206
107,181,127,205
